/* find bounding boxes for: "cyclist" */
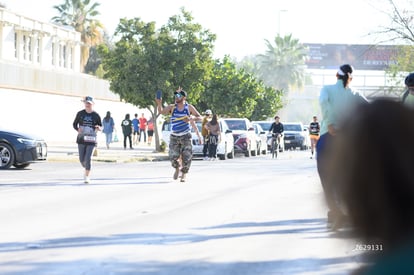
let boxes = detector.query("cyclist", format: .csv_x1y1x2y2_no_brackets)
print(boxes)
309,116,320,159
268,116,284,154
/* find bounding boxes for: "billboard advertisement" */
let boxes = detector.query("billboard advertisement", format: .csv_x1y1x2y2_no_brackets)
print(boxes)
304,43,399,71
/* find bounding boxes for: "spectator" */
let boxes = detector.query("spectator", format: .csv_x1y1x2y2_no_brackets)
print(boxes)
327,99,414,274
147,117,154,146
121,113,133,150
205,113,221,160
201,109,212,160
138,113,148,143
132,113,139,146
102,111,115,149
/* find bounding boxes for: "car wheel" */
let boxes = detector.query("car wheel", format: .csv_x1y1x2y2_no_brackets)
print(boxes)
228,148,234,159
251,143,257,156
0,143,15,169
13,163,31,169
218,144,227,160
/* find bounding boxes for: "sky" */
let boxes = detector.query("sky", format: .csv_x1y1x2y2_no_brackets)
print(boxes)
4,0,392,59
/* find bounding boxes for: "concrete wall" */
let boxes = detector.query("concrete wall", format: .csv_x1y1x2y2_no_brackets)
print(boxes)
0,87,153,144
0,62,154,144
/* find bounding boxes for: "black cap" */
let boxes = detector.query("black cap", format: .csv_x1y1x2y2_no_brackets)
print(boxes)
405,72,414,87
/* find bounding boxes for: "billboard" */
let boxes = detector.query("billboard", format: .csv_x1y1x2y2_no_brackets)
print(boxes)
304,44,399,71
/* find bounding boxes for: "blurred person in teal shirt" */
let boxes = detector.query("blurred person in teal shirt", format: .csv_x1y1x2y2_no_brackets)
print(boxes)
327,99,414,275
316,64,367,230
402,72,414,107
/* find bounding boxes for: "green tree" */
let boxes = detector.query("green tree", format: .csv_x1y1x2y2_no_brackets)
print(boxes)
52,0,103,72
371,0,414,94
256,34,308,93
98,9,215,151
250,86,284,121
200,56,282,120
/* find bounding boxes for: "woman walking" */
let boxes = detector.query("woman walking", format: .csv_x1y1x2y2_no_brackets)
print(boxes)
205,114,221,160
102,111,115,149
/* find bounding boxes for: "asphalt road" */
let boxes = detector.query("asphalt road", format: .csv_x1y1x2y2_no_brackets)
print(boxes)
0,150,369,275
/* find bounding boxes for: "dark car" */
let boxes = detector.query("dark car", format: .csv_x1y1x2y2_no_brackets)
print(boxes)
0,130,47,169
283,122,311,150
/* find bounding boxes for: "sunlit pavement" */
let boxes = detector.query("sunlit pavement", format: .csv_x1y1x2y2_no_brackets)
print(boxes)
0,148,373,275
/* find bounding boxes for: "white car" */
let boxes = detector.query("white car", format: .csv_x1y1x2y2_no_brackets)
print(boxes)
191,120,235,160
161,119,235,160
222,118,258,157
252,123,268,155
252,120,285,152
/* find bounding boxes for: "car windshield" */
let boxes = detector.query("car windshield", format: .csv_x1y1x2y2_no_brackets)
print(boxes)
225,120,247,131
284,124,302,131
257,122,272,131
191,122,202,133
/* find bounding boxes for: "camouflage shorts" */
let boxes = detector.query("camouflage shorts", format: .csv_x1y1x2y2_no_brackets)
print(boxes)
169,133,193,173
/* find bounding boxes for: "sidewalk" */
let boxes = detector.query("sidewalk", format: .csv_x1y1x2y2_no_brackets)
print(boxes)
46,141,169,163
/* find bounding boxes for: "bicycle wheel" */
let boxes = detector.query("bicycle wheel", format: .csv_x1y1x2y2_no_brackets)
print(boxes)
274,140,278,158
271,139,276,159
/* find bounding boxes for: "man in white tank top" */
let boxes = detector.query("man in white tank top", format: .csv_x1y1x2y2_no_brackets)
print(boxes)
156,87,202,182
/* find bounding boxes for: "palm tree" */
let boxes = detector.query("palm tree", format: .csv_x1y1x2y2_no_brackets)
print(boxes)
257,34,308,93
52,0,103,72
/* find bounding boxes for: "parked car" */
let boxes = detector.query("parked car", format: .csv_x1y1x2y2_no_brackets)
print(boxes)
192,120,235,160
252,123,267,155
0,129,47,169
161,120,235,160
283,122,311,150
252,120,284,152
222,118,257,157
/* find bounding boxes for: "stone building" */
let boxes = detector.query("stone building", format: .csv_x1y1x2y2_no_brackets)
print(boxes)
0,7,145,143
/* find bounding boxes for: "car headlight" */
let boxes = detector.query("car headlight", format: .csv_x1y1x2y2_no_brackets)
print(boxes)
17,138,37,145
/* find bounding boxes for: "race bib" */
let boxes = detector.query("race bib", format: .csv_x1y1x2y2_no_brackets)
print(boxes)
83,135,97,143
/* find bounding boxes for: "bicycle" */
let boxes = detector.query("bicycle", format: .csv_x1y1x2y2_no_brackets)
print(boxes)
270,133,280,159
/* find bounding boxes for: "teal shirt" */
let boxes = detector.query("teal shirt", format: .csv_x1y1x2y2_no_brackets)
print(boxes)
363,241,414,274
403,92,414,107
319,80,367,135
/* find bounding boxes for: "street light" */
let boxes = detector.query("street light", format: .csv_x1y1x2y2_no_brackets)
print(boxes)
278,9,288,35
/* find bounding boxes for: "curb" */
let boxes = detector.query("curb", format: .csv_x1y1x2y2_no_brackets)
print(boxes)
46,144,169,163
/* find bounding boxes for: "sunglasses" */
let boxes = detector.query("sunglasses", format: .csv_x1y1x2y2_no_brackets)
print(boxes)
174,91,186,97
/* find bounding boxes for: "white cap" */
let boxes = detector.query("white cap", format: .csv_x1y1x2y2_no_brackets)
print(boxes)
205,109,212,115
